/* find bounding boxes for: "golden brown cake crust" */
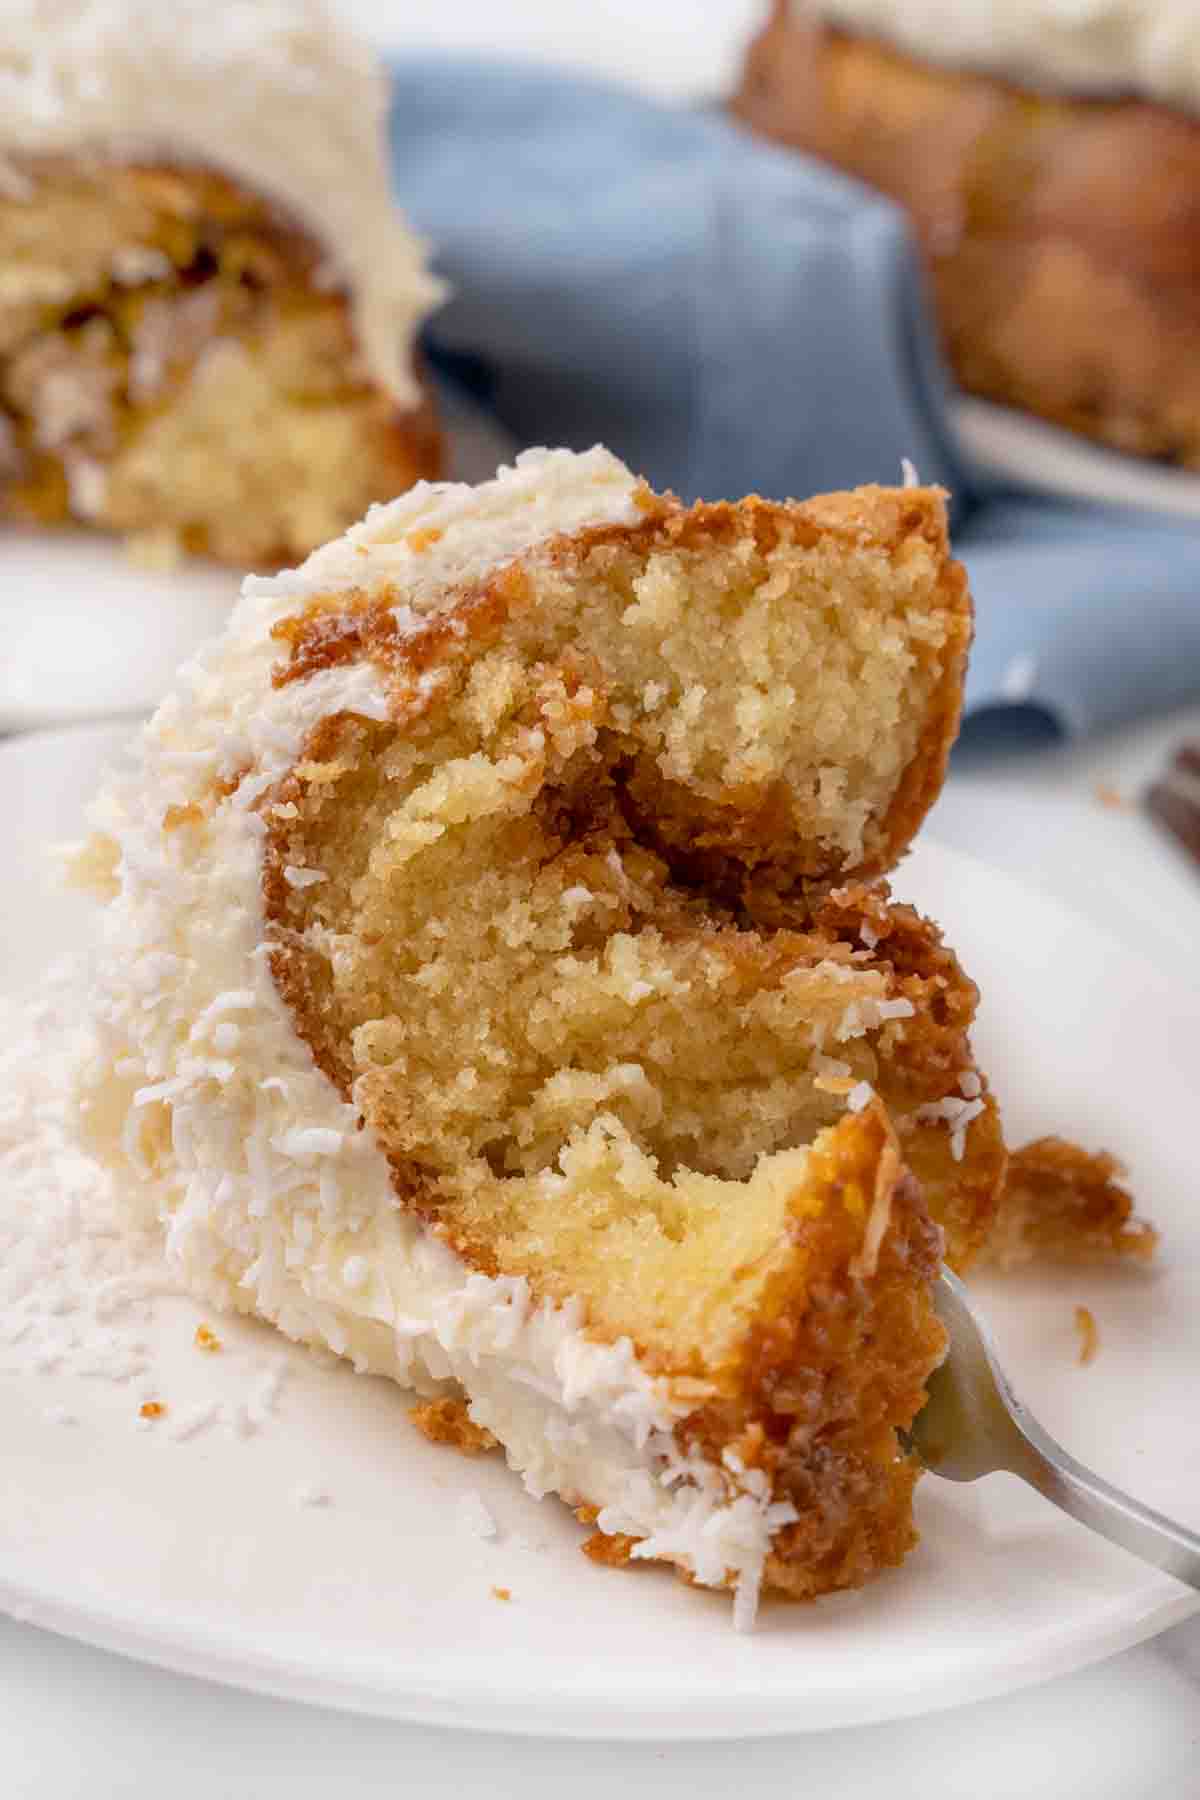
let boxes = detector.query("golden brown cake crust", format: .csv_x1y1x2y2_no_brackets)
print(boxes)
811,882,1007,1272
690,1108,944,1600
577,1111,944,1601
575,1110,943,1599
0,157,441,565
731,5,1200,467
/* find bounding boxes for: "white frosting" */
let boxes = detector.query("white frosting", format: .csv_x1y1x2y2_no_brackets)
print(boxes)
248,438,649,609
0,0,443,405
73,448,792,1627
818,0,1200,115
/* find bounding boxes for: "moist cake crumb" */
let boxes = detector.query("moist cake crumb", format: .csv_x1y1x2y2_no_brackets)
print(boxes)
409,1396,500,1457
71,446,1015,1622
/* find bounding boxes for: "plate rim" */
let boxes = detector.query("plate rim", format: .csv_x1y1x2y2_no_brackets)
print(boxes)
953,397,1200,521
3,1556,1195,1740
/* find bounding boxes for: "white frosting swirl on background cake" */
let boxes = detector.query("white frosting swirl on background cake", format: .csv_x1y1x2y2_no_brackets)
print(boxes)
0,0,443,405
818,0,1200,114
72,450,800,1629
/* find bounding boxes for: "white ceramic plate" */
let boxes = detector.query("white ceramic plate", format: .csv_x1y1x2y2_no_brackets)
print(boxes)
0,392,517,734
954,397,1200,521
1,722,1198,1740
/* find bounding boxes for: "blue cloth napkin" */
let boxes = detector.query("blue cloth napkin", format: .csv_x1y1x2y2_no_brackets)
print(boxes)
389,55,1200,741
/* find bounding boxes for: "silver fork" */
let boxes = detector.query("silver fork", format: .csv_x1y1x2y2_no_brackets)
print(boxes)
905,1270,1200,1590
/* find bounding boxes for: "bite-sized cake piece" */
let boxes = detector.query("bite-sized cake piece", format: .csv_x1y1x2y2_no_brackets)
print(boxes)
0,0,444,565
982,1137,1159,1271
73,446,1003,1621
732,1,1200,468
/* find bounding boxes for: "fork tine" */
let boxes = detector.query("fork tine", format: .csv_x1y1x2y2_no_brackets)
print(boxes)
904,1270,1026,1481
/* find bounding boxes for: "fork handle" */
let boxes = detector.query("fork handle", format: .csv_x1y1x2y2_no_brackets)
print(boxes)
1005,1405,1200,1592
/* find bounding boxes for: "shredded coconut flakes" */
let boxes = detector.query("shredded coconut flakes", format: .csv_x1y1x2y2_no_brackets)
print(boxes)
456,1491,498,1541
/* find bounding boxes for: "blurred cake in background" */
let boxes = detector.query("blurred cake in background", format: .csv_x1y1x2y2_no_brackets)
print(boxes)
0,0,444,567
732,1,1200,470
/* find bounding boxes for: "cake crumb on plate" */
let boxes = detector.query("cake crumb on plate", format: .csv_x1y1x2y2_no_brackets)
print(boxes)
409,1395,499,1456
1075,1306,1100,1366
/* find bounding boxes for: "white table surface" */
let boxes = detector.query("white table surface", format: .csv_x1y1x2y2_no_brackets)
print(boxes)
4,2,1200,1792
